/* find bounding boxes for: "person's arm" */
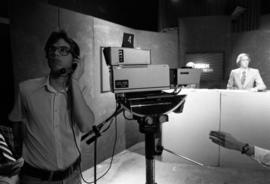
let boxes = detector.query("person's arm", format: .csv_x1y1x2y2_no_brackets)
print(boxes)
11,122,24,158
227,71,234,89
253,70,266,91
70,57,95,133
209,131,270,168
8,86,25,158
209,131,249,153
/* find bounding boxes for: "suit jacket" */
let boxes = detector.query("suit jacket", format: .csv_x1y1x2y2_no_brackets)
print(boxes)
227,68,266,90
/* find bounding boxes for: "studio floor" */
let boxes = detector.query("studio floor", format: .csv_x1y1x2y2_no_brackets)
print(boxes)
82,142,270,184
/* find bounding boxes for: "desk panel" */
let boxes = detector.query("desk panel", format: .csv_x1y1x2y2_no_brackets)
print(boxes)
162,89,220,166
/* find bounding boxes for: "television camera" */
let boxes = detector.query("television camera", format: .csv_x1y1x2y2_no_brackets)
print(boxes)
102,47,202,184
82,47,202,184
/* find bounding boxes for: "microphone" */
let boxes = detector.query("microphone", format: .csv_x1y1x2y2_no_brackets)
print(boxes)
56,68,71,75
72,62,78,71
59,68,67,75
56,63,77,76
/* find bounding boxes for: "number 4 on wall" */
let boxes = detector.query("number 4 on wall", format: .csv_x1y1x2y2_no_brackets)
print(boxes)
122,33,134,48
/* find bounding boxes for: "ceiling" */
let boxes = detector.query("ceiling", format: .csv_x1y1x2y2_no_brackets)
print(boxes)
48,0,270,31
3,0,270,31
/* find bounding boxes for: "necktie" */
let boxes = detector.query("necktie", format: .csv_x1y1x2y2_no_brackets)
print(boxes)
241,70,246,85
0,133,16,162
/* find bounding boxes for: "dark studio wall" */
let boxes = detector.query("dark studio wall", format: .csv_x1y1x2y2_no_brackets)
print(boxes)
48,0,159,31
160,0,270,89
0,23,14,126
178,14,270,89
8,0,179,171
0,0,14,127
179,16,231,89
228,15,270,89
159,0,262,31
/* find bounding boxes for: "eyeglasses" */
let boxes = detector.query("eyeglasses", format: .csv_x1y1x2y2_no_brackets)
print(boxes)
48,46,71,57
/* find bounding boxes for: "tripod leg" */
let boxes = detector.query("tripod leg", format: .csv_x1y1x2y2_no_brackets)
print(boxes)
94,139,97,184
145,133,157,184
163,147,204,167
146,159,155,184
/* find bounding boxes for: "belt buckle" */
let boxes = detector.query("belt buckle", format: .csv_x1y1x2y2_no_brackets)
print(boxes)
47,171,54,181
67,164,75,177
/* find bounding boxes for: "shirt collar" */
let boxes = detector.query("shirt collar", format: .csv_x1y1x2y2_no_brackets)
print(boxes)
43,75,69,94
240,68,248,73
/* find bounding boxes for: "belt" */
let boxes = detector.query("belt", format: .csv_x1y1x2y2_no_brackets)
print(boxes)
21,157,81,181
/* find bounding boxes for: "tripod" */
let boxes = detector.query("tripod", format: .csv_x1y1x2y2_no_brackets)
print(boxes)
82,91,190,184
133,114,167,184
115,91,187,184
133,113,205,184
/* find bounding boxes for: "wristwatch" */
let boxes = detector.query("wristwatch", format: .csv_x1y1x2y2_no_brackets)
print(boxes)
241,143,250,154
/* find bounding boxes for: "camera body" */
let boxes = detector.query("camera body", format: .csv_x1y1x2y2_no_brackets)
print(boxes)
103,47,201,93
103,47,171,93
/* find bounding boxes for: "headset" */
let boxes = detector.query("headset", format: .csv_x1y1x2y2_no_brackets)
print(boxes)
57,54,79,75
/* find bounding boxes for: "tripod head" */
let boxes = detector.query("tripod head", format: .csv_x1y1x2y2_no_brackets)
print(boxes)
116,91,186,117
115,90,186,135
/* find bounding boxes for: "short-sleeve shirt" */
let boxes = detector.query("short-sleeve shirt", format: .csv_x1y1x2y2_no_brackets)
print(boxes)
252,146,270,168
9,76,80,170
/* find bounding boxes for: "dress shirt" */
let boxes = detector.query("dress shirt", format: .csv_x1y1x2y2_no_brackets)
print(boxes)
8,76,80,170
252,146,270,168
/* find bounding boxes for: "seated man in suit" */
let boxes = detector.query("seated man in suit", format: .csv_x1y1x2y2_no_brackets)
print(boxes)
227,53,266,91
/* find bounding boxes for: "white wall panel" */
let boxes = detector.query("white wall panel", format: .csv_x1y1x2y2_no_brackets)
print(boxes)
162,89,220,166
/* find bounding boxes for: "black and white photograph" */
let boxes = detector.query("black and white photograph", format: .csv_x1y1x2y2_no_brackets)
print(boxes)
1,0,270,183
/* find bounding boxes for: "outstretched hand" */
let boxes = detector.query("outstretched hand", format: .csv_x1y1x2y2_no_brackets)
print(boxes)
209,131,245,152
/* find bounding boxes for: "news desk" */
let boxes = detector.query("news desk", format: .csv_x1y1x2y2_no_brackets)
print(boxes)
162,89,270,169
